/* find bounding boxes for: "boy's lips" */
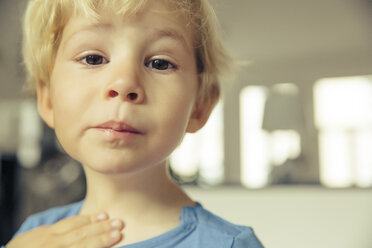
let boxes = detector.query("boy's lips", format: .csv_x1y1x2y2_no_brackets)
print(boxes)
94,121,143,134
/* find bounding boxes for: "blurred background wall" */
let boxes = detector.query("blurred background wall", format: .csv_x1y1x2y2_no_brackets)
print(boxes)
1,0,372,247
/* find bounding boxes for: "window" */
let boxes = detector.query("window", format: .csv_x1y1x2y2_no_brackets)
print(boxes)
314,75,372,188
240,84,302,188
170,102,224,185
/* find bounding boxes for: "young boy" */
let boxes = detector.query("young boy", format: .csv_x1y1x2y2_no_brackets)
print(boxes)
5,0,263,247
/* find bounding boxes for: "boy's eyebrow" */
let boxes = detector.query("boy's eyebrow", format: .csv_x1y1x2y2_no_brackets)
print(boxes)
62,23,191,51
61,23,114,48
147,28,192,51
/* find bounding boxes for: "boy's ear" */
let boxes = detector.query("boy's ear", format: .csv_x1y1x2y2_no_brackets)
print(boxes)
36,80,54,128
186,94,218,133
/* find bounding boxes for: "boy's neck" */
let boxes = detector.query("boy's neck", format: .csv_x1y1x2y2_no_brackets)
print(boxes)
79,161,195,221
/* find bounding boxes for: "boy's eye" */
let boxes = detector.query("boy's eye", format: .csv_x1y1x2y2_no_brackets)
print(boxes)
80,55,107,65
145,59,175,70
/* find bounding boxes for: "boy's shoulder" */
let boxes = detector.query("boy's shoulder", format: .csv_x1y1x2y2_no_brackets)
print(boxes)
15,201,83,236
192,203,249,234
186,203,264,247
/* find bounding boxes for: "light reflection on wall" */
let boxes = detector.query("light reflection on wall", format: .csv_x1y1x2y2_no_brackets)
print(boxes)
240,86,269,188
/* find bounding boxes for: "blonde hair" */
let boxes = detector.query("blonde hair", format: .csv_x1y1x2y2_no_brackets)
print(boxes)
22,0,231,106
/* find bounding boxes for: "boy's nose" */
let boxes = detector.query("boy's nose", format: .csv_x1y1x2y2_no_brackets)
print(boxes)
104,68,145,104
106,85,144,104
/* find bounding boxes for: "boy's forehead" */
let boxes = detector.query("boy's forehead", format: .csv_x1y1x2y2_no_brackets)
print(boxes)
62,1,194,48
70,0,191,31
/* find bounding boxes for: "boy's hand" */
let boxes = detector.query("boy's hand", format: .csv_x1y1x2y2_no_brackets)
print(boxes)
6,213,124,248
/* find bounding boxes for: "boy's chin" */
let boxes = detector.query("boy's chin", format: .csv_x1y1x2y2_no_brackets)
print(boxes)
82,160,160,177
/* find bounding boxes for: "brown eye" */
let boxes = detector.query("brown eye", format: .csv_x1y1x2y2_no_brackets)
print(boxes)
146,59,175,70
83,55,104,65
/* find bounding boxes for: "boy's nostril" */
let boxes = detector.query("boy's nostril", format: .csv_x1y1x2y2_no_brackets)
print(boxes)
128,93,138,101
108,90,119,97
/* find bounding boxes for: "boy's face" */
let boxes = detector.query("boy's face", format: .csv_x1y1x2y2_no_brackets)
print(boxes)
37,1,212,174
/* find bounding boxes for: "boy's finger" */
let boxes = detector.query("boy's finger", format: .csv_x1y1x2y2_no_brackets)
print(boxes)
72,229,123,248
62,219,124,247
49,214,102,234
50,215,90,234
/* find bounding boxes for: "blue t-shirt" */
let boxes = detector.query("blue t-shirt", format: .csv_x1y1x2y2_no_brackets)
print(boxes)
9,201,264,248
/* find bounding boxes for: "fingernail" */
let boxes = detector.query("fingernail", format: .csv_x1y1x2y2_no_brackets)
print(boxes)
111,219,123,229
96,212,108,221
